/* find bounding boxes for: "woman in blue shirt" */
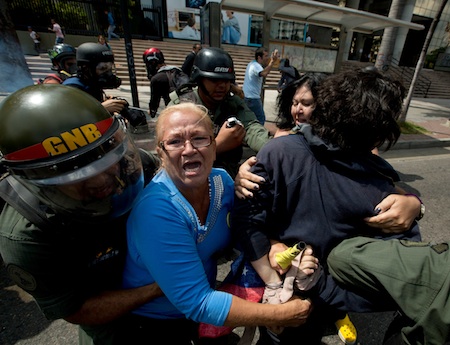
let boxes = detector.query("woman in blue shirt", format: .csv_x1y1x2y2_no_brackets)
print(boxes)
121,102,311,344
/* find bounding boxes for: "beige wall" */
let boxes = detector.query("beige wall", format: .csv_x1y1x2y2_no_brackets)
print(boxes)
17,31,98,56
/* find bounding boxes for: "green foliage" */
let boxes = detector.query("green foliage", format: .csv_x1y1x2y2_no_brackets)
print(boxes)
398,121,428,134
8,0,89,31
425,46,447,69
54,3,89,31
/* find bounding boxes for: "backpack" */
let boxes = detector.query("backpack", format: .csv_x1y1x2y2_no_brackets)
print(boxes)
159,66,191,94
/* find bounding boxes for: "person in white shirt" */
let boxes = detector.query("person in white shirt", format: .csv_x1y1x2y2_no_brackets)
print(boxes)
48,19,64,44
28,26,40,55
243,47,279,125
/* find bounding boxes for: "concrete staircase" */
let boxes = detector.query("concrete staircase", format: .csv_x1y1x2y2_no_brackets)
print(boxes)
107,39,281,88
25,38,450,99
25,54,54,84
340,60,450,99
24,39,280,88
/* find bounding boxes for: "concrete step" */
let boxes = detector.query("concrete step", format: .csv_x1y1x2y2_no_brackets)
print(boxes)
25,55,53,84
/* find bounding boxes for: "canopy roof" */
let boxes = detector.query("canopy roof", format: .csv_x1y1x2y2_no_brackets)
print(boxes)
220,0,424,34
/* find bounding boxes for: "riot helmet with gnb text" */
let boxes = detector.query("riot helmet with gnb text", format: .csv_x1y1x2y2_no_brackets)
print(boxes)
191,47,235,82
0,84,144,220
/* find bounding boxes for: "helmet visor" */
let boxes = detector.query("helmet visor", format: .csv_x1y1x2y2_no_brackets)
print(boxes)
15,124,144,219
96,61,114,75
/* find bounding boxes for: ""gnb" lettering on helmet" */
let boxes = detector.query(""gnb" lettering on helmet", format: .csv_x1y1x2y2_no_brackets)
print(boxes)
42,123,102,156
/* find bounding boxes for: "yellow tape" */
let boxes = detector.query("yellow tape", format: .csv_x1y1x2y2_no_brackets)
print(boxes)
275,242,306,269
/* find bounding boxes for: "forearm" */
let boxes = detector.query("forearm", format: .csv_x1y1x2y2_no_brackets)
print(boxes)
244,123,271,152
65,283,162,325
251,255,282,285
215,136,241,153
259,60,274,78
223,295,311,328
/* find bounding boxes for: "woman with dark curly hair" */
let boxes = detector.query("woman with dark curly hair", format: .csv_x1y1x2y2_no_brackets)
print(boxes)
274,72,327,136
310,68,402,153
231,68,425,345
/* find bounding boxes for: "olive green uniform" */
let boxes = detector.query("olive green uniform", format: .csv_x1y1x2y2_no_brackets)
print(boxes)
0,150,160,345
328,237,450,345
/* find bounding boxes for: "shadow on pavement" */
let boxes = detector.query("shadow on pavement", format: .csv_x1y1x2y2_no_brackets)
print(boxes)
0,260,77,345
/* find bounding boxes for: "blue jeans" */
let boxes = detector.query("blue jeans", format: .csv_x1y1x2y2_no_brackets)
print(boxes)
108,25,120,40
244,97,265,125
222,26,241,44
55,37,64,44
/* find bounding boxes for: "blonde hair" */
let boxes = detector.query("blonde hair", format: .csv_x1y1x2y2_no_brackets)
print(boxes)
156,102,213,145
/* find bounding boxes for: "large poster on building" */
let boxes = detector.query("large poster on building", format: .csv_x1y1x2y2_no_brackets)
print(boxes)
221,10,248,45
166,0,249,45
167,0,202,40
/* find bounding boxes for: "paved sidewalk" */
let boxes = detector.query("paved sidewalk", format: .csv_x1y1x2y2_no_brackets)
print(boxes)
393,98,450,149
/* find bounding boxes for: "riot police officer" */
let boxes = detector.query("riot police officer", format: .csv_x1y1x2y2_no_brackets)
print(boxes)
0,84,161,345
63,42,127,116
41,43,77,84
169,47,272,178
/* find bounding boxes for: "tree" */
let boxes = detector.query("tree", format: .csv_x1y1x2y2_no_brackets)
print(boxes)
400,0,449,122
0,0,33,93
374,0,406,71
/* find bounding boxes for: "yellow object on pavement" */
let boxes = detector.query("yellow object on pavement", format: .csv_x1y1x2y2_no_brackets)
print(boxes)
335,314,357,345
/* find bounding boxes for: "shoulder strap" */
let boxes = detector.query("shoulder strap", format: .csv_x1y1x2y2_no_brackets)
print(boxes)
165,70,175,89
0,175,53,229
169,86,198,105
158,66,182,73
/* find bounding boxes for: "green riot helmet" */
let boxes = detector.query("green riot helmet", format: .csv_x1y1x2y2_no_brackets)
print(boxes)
48,43,77,74
191,47,235,83
0,84,144,220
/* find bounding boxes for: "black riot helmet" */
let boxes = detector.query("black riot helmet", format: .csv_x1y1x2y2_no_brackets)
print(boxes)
76,42,120,89
48,43,77,73
77,42,114,65
0,84,144,220
191,47,235,82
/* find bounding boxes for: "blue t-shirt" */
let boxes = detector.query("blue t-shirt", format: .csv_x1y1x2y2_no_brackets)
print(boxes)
107,12,115,26
122,168,234,325
243,60,263,99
